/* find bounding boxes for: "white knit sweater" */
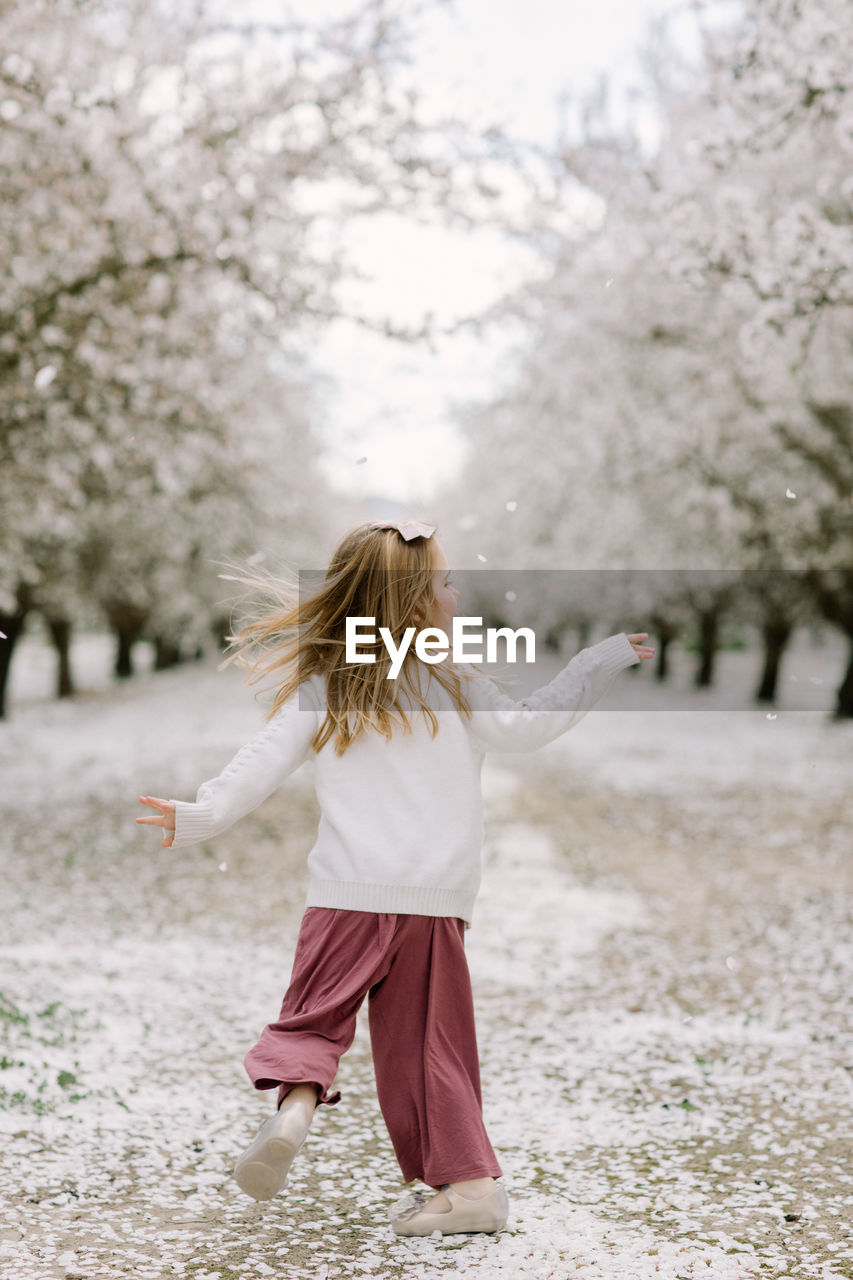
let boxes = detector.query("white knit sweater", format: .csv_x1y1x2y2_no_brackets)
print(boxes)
171,632,639,925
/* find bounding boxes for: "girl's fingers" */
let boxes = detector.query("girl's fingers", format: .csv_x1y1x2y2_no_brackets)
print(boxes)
627,633,654,658
137,796,176,837
627,632,655,660
138,797,175,828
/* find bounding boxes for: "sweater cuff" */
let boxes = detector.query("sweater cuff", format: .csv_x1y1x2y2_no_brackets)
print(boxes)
591,632,640,675
170,798,216,848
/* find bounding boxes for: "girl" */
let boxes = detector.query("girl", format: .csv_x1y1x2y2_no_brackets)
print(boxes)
137,520,653,1236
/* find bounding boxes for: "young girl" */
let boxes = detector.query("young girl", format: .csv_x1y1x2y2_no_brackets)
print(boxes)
137,520,653,1236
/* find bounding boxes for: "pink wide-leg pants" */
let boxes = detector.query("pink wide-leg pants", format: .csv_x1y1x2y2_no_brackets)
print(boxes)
243,907,503,1187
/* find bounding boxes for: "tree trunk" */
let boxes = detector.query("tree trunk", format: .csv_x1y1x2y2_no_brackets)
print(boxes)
153,636,182,670
651,617,679,682
115,628,133,679
212,614,232,651
107,606,148,679
756,618,792,703
45,616,75,699
0,605,28,719
803,571,853,720
543,627,561,654
833,638,853,720
694,609,719,688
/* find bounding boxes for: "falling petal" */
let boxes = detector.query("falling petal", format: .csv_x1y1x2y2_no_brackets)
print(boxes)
458,514,478,532
476,553,487,563
605,277,614,288
505,500,518,513
808,675,823,685
219,862,228,872
785,488,796,499
34,365,58,390
247,551,266,566
766,712,777,720
505,590,517,603
725,956,737,970
355,456,368,465
0,630,7,640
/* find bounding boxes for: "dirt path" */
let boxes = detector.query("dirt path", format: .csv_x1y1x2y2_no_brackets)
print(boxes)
1,659,851,1279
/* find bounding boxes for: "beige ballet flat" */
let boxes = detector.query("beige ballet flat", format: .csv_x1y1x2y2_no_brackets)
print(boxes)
392,1182,509,1236
233,1095,314,1201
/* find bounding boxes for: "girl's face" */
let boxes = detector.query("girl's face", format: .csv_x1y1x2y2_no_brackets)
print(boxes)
424,541,459,631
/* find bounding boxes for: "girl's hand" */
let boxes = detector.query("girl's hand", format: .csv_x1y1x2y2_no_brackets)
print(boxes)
137,795,176,847
627,632,655,660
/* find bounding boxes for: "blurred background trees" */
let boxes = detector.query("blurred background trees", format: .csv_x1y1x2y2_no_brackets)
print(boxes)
436,0,853,714
3,0,852,716
0,0,509,711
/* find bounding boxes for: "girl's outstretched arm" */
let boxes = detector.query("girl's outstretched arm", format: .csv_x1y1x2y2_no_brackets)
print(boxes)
462,631,653,754
135,685,320,850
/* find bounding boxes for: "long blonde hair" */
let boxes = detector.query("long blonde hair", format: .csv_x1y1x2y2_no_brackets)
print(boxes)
224,522,476,756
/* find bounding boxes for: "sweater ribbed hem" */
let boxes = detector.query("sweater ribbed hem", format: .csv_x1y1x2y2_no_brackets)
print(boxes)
305,879,475,924
170,799,216,848
593,631,641,676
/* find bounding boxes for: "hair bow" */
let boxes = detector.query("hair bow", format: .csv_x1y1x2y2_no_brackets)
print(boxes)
369,520,436,541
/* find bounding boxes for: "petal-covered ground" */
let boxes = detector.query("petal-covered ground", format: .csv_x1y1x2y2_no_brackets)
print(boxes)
1,636,851,1279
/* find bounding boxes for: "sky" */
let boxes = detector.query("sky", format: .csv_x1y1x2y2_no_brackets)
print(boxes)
277,0,720,504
